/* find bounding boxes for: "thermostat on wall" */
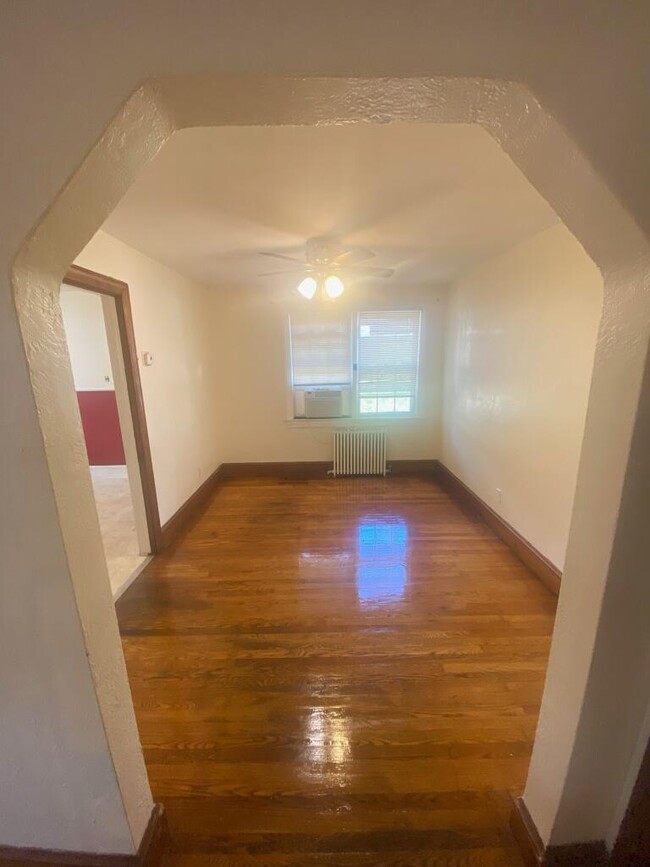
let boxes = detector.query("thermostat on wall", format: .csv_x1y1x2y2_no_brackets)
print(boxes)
142,351,154,366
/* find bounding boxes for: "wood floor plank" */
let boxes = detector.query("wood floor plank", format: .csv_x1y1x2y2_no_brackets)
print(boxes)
117,476,556,865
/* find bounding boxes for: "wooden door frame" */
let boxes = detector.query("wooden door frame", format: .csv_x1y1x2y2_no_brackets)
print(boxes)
63,263,162,553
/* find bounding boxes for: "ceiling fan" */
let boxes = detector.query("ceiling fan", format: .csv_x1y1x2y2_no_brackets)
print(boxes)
258,236,395,300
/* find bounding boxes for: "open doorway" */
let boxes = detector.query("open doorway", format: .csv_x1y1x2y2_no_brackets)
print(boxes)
85,121,599,864
60,265,161,598
10,72,650,866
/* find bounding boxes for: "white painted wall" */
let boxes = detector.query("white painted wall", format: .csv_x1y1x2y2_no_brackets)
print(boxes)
442,224,603,570
60,287,113,390
75,231,221,525
210,282,446,462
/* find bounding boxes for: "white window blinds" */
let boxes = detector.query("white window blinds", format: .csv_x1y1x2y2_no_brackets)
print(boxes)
289,311,352,387
357,310,421,414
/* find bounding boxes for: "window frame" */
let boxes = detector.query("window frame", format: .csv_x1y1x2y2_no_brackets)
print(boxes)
288,310,354,392
287,307,423,421
355,309,422,419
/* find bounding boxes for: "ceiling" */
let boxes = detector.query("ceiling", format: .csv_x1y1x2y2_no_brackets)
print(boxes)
103,122,558,289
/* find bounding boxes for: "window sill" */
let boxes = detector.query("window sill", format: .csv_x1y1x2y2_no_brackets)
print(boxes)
285,416,426,428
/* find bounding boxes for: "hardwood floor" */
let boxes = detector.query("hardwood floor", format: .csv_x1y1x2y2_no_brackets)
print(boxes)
116,476,557,866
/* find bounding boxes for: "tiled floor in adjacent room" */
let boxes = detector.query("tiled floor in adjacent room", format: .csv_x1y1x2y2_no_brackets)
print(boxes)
91,465,146,596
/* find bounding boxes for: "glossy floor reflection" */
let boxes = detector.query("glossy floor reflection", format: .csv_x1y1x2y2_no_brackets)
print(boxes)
117,476,557,866
356,518,408,606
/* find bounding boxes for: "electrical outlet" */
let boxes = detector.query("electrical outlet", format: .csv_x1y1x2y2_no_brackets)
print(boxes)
496,488,502,504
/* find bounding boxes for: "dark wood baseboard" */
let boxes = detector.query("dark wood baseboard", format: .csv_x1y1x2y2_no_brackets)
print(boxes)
434,462,561,595
219,461,332,480
388,459,438,477
510,798,608,866
544,847,609,867
609,730,650,866
160,465,226,548
510,796,545,866
221,460,437,480
135,804,165,867
0,804,165,867
219,460,439,481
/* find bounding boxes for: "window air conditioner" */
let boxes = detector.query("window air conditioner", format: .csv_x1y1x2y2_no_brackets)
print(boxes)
294,388,351,419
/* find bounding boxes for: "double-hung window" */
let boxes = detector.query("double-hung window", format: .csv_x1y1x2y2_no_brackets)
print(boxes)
357,310,421,415
289,309,421,418
289,310,352,389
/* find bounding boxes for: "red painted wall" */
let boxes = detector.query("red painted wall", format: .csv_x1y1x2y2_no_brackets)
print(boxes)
77,390,126,465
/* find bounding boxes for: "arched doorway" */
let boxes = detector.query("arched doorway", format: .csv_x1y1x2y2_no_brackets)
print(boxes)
12,75,650,859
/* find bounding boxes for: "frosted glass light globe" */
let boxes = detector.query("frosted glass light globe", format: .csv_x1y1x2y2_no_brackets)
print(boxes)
324,275,345,298
297,276,317,299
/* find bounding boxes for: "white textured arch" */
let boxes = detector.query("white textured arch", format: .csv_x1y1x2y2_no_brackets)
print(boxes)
12,75,650,850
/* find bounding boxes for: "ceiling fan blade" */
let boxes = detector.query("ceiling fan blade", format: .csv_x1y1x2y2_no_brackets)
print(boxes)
259,251,305,264
257,268,314,277
335,247,376,265
347,265,395,278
